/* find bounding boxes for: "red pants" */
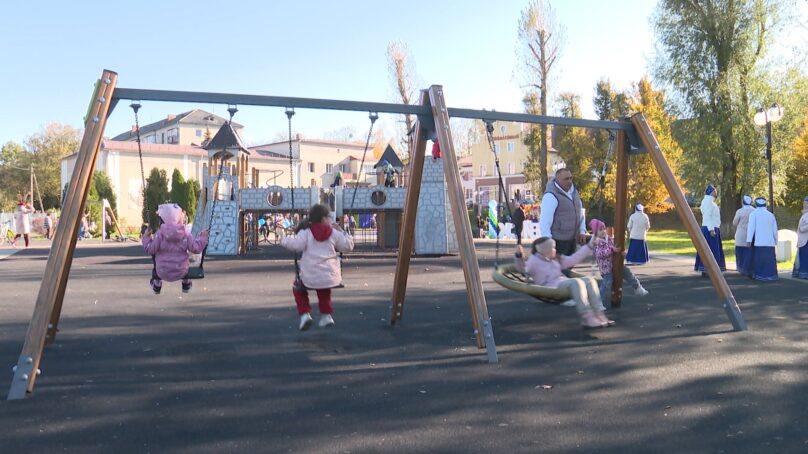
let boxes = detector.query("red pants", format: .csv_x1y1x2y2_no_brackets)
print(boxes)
293,287,333,315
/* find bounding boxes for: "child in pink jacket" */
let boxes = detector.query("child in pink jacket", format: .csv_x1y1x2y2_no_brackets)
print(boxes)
515,235,613,329
143,203,208,294
282,204,354,331
590,218,648,307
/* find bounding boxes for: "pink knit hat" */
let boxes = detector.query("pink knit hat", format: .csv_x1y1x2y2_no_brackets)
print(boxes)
589,218,606,236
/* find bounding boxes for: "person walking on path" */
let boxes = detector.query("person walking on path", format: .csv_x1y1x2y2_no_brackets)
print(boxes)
792,195,808,279
12,201,34,248
282,204,354,331
732,195,755,276
43,211,53,240
626,203,651,265
694,184,726,276
512,201,526,245
539,168,586,256
745,197,778,282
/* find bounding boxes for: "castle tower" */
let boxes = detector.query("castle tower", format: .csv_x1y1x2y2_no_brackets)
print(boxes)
194,121,249,255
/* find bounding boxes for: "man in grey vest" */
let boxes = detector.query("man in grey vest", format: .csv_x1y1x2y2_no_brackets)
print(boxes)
539,168,586,256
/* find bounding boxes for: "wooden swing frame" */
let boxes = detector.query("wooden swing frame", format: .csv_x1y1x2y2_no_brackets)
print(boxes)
7,69,746,400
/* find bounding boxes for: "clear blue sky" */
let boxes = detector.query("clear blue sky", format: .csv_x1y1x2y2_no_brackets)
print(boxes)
0,1,687,147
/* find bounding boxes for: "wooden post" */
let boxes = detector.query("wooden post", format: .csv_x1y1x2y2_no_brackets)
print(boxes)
105,204,125,240
8,70,118,400
611,129,628,308
428,85,495,359
630,113,746,331
390,90,429,325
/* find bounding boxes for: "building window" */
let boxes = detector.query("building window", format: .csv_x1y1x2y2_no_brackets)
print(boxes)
507,142,515,152
494,143,501,153
167,128,179,144
326,163,333,173
143,134,156,144
308,163,315,173
195,129,203,137
479,164,486,176
500,125,507,134
508,162,515,175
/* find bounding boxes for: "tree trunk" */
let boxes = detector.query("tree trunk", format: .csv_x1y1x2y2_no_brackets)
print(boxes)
539,36,549,192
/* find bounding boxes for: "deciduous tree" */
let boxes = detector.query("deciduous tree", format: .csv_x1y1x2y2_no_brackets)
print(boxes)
518,0,564,192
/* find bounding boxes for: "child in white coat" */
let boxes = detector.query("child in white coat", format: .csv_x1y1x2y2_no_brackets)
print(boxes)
282,204,354,331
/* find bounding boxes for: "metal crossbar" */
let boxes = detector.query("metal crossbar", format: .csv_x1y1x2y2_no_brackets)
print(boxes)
111,87,633,131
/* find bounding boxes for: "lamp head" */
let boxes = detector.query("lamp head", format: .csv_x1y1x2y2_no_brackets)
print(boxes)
767,103,783,123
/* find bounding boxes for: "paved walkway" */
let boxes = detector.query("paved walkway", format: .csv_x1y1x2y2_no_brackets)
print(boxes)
0,241,806,453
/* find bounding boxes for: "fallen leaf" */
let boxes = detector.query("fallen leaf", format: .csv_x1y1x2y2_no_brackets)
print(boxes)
535,384,553,390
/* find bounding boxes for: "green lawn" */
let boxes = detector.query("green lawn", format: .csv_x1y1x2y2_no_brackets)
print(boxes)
646,229,796,271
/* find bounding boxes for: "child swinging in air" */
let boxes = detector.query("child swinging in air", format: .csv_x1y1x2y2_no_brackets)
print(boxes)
514,235,614,329
142,203,209,294
590,219,648,305
281,204,354,331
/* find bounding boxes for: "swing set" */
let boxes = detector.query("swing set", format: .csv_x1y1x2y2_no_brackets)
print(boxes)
8,69,747,400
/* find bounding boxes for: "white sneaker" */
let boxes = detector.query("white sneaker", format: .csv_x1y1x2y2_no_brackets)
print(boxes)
560,299,577,307
634,285,649,296
318,314,335,328
299,313,313,331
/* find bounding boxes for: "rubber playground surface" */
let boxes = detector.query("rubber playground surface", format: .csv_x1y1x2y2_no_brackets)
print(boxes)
0,240,806,453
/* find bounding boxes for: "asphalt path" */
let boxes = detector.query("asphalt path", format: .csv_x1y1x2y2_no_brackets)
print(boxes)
0,240,806,453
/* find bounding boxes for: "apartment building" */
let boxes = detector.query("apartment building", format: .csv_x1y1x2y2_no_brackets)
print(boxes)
469,122,564,206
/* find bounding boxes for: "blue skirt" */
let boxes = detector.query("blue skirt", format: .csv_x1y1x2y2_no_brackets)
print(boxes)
751,246,777,282
735,246,750,275
793,244,808,279
694,226,726,272
626,239,649,264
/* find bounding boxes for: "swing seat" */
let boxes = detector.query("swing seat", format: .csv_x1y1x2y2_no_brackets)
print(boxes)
185,266,205,280
293,279,344,292
491,264,590,305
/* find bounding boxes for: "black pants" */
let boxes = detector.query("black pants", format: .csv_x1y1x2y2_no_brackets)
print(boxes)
554,238,578,256
514,228,523,245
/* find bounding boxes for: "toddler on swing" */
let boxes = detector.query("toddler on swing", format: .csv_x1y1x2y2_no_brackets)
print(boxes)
142,203,209,294
515,235,614,329
281,204,354,331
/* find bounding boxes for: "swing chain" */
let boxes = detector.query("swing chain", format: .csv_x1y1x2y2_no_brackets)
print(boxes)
130,101,149,233
347,112,378,220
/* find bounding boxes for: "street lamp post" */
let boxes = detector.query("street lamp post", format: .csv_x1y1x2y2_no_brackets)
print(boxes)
753,103,784,213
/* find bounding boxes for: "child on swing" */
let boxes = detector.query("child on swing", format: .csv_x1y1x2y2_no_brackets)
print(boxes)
514,234,613,329
142,203,209,294
281,203,354,331
589,219,648,306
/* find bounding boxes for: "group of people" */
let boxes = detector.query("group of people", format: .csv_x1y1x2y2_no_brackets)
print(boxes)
141,166,808,335
511,168,650,329
698,184,808,282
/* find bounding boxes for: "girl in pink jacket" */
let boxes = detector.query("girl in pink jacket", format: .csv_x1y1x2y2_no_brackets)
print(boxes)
515,235,612,328
282,204,354,331
143,203,208,294
590,219,648,307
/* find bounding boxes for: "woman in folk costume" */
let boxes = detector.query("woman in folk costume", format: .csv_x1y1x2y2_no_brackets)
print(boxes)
626,203,651,265
694,184,726,275
745,197,778,282
732,195,755,275
792,195,808,280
